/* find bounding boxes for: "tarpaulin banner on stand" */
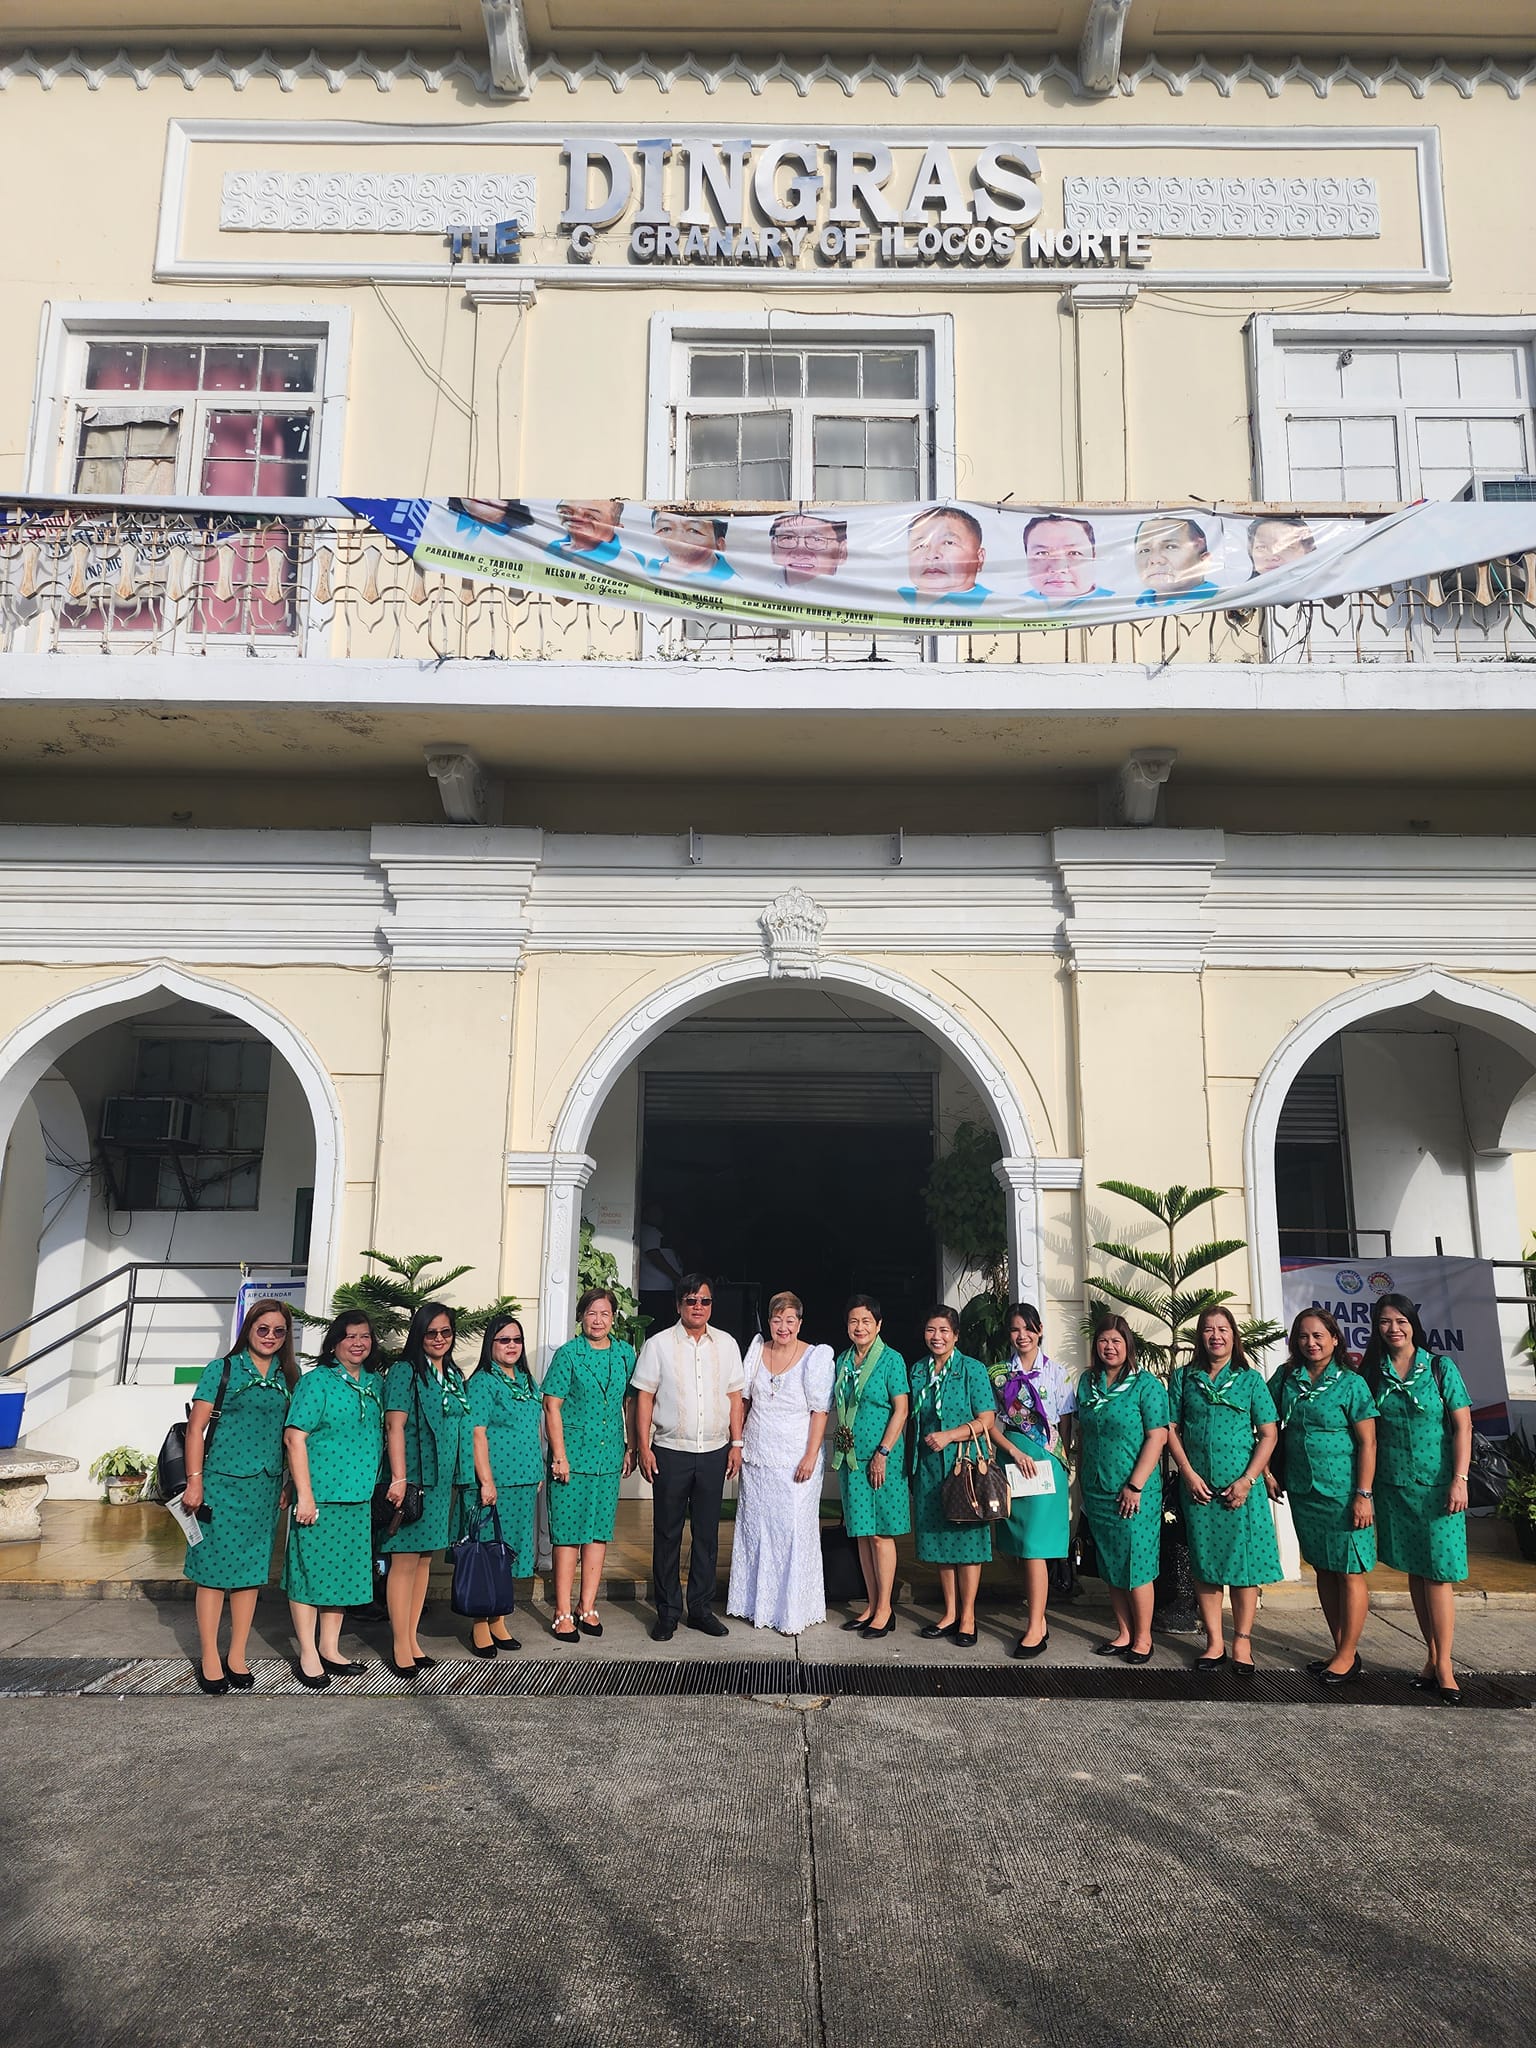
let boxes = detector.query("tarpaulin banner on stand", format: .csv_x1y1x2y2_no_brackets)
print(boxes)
342,495,1536,634
1280,1255,1509,1418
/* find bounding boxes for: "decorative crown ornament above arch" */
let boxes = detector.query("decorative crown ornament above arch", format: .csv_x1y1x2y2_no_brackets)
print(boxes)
759,888,828,980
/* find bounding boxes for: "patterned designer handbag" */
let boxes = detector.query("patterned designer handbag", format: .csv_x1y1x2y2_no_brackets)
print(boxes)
942,1426,1012,1525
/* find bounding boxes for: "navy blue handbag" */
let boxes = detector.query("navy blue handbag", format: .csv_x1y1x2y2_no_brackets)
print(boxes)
450,1502,517,1618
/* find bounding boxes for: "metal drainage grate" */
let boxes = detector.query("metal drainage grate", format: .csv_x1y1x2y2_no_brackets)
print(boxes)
0,1656,1529,1707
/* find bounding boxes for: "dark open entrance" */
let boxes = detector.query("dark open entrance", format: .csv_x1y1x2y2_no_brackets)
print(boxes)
638,1069,939,1362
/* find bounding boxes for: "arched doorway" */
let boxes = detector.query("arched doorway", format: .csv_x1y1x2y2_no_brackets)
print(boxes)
0,966,343,1484
536,955,1048,1366
1245,969,1536,1400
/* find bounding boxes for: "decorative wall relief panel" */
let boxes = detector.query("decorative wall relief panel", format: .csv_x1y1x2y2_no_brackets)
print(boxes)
220,171,538,232
1062,174,1380,239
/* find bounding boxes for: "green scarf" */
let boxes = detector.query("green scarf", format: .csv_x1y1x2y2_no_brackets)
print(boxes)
831,1338,886,1471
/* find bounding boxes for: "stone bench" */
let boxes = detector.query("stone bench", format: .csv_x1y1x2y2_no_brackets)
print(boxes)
0,1449,81,1542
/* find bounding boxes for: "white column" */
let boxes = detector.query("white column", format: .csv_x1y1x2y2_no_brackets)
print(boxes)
993,1155,1084,1311
506,1151,598,1373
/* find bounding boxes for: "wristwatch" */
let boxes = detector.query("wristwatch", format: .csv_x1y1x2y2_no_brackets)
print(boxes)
1353,1488,1373,1499
871,1445,888,1458
730,1438,745,1448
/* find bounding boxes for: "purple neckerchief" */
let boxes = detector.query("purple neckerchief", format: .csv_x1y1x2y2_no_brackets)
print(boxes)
998,1352,1054,1444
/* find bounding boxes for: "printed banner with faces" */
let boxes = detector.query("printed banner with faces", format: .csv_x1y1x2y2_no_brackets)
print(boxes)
343,495,1536,633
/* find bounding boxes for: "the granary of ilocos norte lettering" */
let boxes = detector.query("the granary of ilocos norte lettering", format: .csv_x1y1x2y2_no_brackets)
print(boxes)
0,1,1534,1565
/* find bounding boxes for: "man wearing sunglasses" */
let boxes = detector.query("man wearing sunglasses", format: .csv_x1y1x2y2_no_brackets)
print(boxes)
631,1272,746,1642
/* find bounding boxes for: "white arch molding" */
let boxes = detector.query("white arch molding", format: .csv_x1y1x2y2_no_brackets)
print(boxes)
532,954,1067,1363
1243,966,1536,1329
0,964,346,1320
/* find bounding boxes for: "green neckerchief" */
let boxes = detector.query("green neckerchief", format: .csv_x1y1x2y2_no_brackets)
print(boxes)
432,1363,471,1420
832,1339,886,1470
322,1357,380,1420
1079,1364,1141,1415
493,1361,540,1403
1379,1347,1436,1413
1185,1362,1245,1413
236,1351,289,1399
911,1350,959,1419
1279,1357,1344,1421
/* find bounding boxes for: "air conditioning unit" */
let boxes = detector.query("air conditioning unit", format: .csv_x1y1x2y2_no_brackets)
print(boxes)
1457,475,1536,503
100,1096,199,1148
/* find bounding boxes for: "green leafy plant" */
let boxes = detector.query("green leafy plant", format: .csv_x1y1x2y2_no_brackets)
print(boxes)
1494,1430,1536,1530
88,1445,152,1491
923,1121,1010,1363
304,1249,519,1353
1086,1180,1285,1375
579,1220,650,1352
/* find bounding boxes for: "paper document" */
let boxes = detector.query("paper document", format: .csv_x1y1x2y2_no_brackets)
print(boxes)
1007,1460,1056,1499
164,1494,203,1546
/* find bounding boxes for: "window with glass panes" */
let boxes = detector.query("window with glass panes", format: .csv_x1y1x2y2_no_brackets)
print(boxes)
123,1038,271,1211
1278,343,1534,500
681,345,931,501
70,338,319,498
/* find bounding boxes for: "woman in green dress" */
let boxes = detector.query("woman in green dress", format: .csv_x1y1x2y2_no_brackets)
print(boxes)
283,1310,385,1689
1266,1308,1377,1687
1078,1317,1169,1663
181,1298,299,1694
1363,1293,1473,1704
831,1293,910,1639
1167,1306,1281,1675
380,1300,474,1676
985,1301,1076,1661
542,1286,636,1644
909,1305,997,1649
467,1312,540,1657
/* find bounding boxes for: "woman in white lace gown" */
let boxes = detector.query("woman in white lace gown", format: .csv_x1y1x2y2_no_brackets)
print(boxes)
727,1291,835,1634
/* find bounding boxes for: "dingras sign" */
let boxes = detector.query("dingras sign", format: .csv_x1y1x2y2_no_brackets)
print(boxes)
558,138,1152,270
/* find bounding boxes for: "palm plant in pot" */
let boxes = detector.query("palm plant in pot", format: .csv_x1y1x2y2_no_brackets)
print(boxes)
1086,1181,1284,1630
89,1445,153,1504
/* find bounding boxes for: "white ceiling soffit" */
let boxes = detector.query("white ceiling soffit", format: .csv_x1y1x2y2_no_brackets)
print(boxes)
482,0,532,99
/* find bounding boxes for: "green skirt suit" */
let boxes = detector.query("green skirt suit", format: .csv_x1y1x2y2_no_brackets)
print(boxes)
183,1350,290,1592
1169,1363,1282,1589
990,1351,1075,1561
281,1360,385,1609
831,1341,911,1539
542,1334,635,1548
1267,1360,1377,1574
1078,1367,1170,1591
380,1360,474,1555
1373,1350,1472,1583
467,1359,544,1574
909,1350,997,1566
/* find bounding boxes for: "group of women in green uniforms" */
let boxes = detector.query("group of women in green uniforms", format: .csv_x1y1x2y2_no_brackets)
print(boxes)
181,1294,544,1691
179,1275,1477,1700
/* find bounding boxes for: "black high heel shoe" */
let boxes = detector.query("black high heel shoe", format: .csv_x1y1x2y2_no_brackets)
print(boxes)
860,1616,896,1639
1318,1654,1363,1687
841,1615,874,1632
192,1662,229,1696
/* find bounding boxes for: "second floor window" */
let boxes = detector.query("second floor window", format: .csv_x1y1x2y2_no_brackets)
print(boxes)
680,344,931,502
72,338,318,499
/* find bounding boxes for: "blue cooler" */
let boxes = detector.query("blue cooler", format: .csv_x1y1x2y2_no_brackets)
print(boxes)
0,1389,25,1449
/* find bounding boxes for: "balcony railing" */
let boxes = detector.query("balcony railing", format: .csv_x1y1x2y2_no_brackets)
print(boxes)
4,504,1535,667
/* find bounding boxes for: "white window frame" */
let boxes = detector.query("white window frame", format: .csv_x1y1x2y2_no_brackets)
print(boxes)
26,299,352,500
645,311,955,503
644,311,954,663
1247,312,1536,501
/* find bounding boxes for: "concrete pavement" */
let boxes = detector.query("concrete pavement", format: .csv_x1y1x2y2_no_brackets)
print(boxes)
1,1686,1531,2048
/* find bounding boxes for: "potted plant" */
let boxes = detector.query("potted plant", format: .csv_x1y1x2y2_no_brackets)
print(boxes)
89,1446,153,1504
1494,1430,1536,1562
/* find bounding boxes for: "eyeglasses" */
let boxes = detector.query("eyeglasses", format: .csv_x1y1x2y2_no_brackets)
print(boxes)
682,1295,712,1307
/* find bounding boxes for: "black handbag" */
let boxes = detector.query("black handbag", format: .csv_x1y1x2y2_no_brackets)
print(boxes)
372,1372,427,1540
819,1519,866,1603
942,1428,1012,1525
156,1355,232,1503
450,1503,517,1618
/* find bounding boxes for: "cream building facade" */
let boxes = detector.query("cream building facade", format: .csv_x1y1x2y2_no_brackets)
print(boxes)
0,2,1534,1498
